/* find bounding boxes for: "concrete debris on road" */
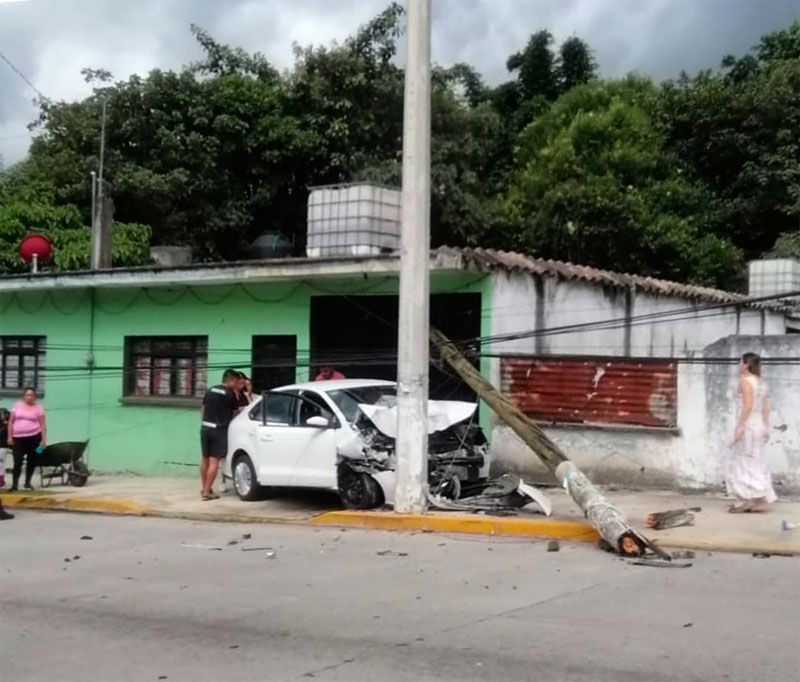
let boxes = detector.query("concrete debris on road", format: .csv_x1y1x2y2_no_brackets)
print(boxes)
547,540,560,552
629,558,693,568
428,473,552,516
646,507,701,530
180,543,223,551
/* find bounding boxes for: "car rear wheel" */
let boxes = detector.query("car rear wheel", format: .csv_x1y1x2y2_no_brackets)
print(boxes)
233,454,263,501
338,465,384,510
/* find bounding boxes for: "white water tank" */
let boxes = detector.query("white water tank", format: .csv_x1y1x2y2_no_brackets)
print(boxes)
306,183,400,258
748,259,800,298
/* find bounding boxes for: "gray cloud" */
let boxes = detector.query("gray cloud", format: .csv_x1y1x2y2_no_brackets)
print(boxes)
1,0,797,165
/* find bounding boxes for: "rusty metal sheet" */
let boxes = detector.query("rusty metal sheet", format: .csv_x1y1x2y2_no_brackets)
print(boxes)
500,357,677,428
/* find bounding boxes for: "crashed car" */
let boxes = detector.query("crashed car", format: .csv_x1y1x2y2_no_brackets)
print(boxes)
225,379,549,513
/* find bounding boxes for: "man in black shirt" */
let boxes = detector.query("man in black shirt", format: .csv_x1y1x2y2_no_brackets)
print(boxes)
200,369,239,500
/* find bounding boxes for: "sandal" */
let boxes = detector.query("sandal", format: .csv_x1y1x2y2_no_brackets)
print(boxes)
201,493,220,501
728,504,750,514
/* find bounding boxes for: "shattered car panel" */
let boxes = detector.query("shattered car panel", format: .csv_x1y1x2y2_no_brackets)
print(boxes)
337,398,550,513
338,399,487,487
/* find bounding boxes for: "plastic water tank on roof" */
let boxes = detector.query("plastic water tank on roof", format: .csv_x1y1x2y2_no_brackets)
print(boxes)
248,232,294,260
306,182,400,258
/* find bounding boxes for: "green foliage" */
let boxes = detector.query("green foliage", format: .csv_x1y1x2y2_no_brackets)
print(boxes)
0,164,150,274
507,30,558,101
504,78,743,286
557,36,597,93
4,5,797,290
657,21,800,257
767,231,800,259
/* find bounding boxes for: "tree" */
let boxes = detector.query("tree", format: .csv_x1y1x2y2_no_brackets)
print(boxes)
493,30,597,139
503,78,743,287
766,231,800,259
359,67,506,247
557,37,597,93
26,50,314,259
0,163,150,274
657,22,800,258
506,30,558,101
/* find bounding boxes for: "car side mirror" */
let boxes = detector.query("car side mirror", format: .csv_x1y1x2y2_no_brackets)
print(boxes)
306,416,331,428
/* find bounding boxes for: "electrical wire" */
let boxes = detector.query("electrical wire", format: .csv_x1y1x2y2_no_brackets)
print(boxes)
0,48,46,99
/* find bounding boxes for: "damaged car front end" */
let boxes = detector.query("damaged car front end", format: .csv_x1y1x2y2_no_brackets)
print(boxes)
336,398,549,514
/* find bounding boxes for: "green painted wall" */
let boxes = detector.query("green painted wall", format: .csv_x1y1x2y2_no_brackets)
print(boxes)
0,272,491,475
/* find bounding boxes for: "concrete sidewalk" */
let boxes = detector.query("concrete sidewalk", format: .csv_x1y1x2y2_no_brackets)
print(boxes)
1,474,798,555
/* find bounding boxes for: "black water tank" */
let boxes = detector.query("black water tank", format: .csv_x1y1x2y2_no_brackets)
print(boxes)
248,232,294,259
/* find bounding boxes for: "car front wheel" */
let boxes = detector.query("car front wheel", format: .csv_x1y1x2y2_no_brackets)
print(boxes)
233,454,263,501
338,464,384,510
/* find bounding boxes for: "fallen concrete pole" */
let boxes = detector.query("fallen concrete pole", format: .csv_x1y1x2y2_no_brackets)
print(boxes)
431,328,664,558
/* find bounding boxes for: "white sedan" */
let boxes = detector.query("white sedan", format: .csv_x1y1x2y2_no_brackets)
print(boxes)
224,379,490,509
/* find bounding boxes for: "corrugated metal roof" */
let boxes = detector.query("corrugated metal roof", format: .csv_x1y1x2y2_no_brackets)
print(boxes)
501,357,677,428
438,247,785,309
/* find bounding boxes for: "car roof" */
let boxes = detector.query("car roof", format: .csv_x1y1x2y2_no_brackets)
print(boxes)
271,378,396,393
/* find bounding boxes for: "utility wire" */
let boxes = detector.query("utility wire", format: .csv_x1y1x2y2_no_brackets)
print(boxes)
0,48,46,99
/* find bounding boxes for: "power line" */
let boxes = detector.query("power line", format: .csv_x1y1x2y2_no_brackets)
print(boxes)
0,48,46,99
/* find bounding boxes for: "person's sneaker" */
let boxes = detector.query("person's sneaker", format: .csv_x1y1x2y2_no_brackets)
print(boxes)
9,485,18,492
23,483,34,491
0,509,14,521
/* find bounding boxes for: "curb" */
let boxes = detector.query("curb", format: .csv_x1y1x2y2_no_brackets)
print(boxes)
1,493,147,516
2,493,797,556
312,510,601,543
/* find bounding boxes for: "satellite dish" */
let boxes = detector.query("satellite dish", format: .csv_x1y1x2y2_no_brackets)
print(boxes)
19,234,53,273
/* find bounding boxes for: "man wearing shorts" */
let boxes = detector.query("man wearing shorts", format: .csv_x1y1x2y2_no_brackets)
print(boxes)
200,369,239,501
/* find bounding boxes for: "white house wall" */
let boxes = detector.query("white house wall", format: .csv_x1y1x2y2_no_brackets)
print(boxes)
487,271,793,491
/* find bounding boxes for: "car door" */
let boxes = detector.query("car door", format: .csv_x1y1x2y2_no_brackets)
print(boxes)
287,390,341,489
246,391,302,485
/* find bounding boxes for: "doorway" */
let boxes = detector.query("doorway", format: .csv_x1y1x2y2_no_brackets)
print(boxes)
309,293,481,401
251,335,297,394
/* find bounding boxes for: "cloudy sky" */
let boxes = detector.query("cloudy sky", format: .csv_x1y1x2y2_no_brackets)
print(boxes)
0,0,797,165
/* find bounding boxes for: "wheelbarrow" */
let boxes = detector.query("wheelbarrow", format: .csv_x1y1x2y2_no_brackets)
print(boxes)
38,441,90,488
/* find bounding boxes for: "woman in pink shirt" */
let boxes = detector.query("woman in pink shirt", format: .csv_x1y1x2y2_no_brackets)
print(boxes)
7,387,46,491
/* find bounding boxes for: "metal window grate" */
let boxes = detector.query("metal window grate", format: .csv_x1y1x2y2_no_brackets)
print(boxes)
124,336,208,398
0,336,46,392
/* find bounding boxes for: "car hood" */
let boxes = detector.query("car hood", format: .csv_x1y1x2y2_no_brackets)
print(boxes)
356,400,478,439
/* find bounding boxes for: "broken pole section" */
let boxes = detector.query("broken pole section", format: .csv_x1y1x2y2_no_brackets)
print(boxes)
431,328,659,558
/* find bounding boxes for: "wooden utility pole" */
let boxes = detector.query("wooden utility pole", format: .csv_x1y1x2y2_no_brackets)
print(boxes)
431,328,662,557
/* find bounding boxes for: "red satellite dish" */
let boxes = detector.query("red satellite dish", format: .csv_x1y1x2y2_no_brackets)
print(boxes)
19,234,53,273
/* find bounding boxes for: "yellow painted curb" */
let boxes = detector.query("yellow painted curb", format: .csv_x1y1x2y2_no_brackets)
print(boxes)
312,510,601,542
1,493,146,516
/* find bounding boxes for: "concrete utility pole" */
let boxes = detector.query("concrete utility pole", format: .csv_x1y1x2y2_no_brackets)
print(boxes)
395,0,432,513
91,99,108,270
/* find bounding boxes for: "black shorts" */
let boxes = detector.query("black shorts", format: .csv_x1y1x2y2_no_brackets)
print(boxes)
200,427,227,459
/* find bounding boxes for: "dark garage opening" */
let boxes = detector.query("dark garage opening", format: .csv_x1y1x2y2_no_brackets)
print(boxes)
309,293,481,401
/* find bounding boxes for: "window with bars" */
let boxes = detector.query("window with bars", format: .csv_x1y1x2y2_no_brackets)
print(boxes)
0,336,46,393
124,336,207,400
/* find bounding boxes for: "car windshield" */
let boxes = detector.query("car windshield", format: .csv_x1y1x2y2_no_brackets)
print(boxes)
326,385,397,423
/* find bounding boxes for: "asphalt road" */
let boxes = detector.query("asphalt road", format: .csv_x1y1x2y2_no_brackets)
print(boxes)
1,512,798,682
